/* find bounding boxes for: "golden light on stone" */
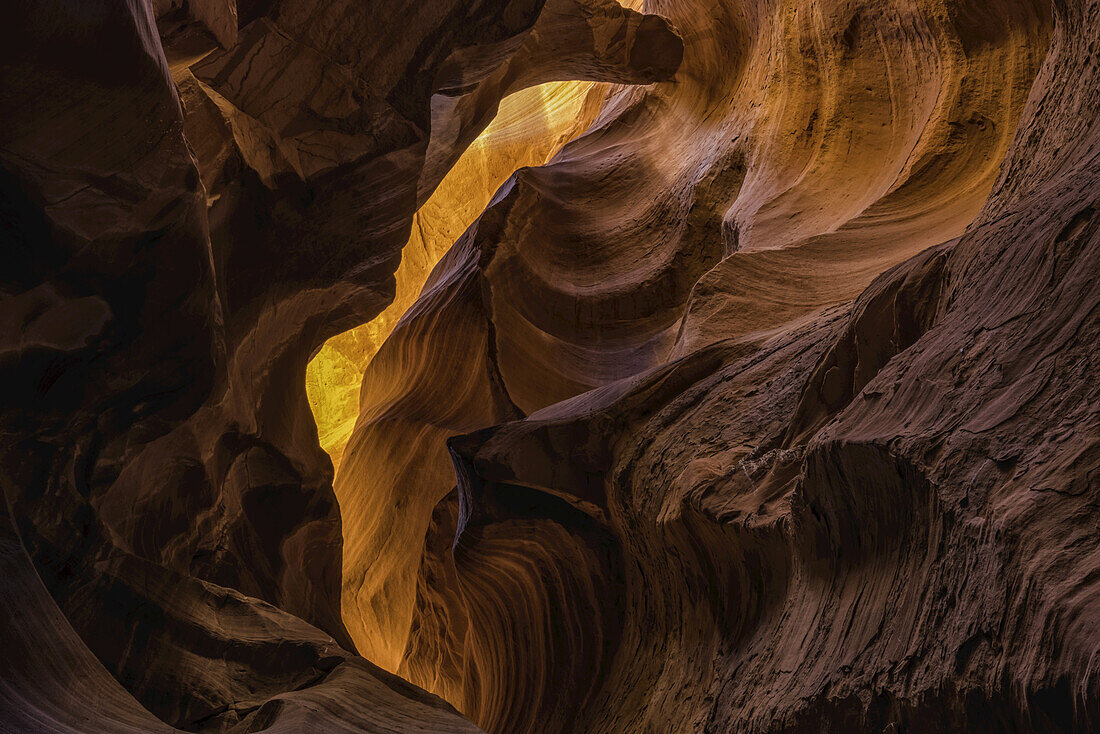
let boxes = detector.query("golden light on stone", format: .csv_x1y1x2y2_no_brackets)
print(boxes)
8,0,1096,732
306,81,597,470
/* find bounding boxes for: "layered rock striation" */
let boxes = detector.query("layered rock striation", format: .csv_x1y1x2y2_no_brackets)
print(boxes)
2,0,1099,733
334,1,1085,732
1,0,678,730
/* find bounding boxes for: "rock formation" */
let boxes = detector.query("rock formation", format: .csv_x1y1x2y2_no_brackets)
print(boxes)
306,79,601,469
1,0,1098,732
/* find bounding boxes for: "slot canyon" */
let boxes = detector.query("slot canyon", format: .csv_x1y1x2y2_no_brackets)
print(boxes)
1,0,1099,731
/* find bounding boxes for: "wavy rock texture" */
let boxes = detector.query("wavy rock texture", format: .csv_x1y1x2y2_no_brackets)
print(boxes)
2,0,1099,733
333,0,1099,731
306,79,603,468
1,0,678,731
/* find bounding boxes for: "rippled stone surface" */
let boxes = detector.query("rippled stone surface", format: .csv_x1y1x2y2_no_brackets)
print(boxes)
2,0,1099,732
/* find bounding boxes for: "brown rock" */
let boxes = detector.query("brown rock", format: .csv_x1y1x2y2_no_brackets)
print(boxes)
3,0,1099,732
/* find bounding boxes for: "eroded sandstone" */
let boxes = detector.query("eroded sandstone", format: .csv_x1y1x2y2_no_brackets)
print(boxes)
2,0,1098,733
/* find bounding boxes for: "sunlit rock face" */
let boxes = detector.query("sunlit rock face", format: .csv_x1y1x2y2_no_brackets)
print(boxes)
306,80,600,469
2,1,1099,734
333,0,1099,731
0,0,678,731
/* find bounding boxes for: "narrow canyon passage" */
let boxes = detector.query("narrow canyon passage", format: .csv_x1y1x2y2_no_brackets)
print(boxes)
2,1,1099,733
307,76,603,677
306,80,599,470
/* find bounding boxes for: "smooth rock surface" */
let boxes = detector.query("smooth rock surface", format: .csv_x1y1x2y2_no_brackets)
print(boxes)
3,0,1099,733
1,0,677,731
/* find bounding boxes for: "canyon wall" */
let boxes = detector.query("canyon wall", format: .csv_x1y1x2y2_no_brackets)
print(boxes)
0,0,678,730
3,0,1099,733
306,79,601,469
